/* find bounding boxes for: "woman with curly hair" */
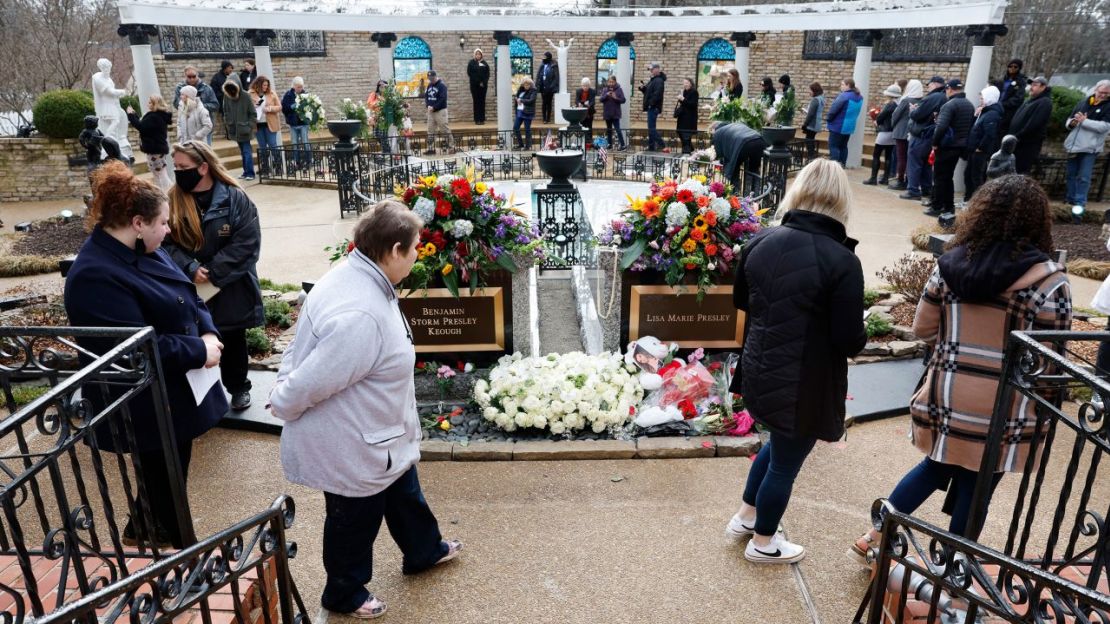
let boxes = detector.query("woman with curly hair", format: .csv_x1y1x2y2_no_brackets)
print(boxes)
852,174,1071,561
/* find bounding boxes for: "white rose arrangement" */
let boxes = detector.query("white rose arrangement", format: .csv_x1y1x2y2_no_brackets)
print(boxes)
474,352,644,434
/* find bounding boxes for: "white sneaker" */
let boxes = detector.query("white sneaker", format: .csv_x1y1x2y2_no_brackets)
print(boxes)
726,513,757,538
745,534,806,564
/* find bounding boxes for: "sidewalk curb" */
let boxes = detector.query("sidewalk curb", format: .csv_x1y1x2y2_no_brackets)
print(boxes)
419,435,762,461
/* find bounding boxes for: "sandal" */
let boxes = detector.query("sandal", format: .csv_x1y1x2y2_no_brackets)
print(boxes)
849,529,881,568
350,595,387,619
435,539,463,566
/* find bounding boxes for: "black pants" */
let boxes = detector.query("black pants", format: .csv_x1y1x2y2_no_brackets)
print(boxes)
678,127,695,154
219,327,251,395
320,467,448,613
135,440,193,548
931,146,963,213
803,130,818,160
729,140,767,195
470,84,487,123
1014,141,1042,175
870,144,894,180
605,119,625,148
964,151,989,200
541,91,554,123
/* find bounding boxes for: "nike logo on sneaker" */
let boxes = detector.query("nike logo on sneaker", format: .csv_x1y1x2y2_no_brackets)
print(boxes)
754,548,782,557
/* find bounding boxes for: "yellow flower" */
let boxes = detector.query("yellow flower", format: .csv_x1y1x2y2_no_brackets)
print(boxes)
693,174,707,184
439,419,452,431
475,182,488,194
693,215,707,230
418,242,437,259
682,239,697,253
442,263,454,276
421,175,438,187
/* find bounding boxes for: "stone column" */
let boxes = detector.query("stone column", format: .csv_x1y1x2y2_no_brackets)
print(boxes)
730,32,756,97
957,25,1007,195
371,32,397,82
118,24,160,114
847,30,882,169
244,29,277,84
495,30,513,135
615,32,634,130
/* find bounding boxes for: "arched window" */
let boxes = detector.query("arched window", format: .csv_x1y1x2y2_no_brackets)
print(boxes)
494,37,534,94
595,38,635,90
696,38,735,98
393,36,432,98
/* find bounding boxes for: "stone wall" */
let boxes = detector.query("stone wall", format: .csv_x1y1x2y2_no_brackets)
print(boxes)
153,30,972,132
0,138,87,202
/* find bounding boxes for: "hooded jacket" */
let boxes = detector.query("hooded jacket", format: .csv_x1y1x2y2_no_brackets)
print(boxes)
1009,87,1053,145
172,81,219,113
826,89,863,135
968,102,1003,155
222,81,256,143
892,80,924,141
600,83,626,120
1064,95,1110,155
176,99,213,143
910,242,1071,472
933,91,976,149
126,109,172,155
640,72,667,112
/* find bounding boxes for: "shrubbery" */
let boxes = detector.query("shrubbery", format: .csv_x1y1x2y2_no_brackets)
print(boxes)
1047,87,1086,142
877,253,935,303
245,327,271,355
120,95,140,114
263,299,294,328
31,90,95,139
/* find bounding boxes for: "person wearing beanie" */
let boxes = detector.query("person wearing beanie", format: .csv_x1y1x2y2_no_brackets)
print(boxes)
864,84,901,186
536,51,559,123
210,60,237,109
964,85,1003,200
779,74,794,99
926,78,975,217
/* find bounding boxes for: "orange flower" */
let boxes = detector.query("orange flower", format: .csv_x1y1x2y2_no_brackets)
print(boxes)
685,263,697,270
682,238,697,253
729,196,741,209
658,186,675,200
705,243,718,256
696,195,710,209
642,201,661,219
690,228,705,242
705,211,718,226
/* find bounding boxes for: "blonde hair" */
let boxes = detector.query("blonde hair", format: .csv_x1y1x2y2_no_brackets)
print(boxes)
168,141,241,252
777,159,852,226
147,95,170,113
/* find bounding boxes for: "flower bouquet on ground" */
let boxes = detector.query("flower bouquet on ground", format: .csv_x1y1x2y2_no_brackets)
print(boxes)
474,352,644,434
709,95,767,130
688,146,716,164
293,92,326,131
597,176,767,301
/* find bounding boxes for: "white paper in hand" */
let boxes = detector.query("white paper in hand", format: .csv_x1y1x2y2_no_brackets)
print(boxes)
195,282,221,302
186,365,221,406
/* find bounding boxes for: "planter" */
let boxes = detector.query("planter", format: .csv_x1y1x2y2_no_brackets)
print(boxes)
761,126,795,148
327,119,363,147
535,149,584,190
560,107,588,132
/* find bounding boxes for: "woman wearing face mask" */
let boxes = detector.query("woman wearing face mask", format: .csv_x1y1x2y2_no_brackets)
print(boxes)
64,160,226,549
163,140,263,414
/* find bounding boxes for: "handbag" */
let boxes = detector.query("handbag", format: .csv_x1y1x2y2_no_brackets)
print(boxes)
673,102,682,119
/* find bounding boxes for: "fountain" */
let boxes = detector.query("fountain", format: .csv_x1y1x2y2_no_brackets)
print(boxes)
535,149,584,190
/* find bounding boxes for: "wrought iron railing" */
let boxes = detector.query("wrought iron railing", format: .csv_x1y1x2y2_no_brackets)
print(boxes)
159,26,326,58
856,330,1110,622
1032,155,1110,203
804,27,970,62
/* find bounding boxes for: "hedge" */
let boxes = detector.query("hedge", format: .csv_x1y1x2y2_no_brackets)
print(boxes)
31,90,95,139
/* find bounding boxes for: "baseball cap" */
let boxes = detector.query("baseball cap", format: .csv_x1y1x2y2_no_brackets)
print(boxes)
427,70,437,77
946,78,964,90
928,75,946,85
649,62,661,70
1031,76,1049,86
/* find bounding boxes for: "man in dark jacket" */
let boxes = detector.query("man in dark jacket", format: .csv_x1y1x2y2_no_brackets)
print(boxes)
239,59,256,92
711,122,767,193
1008,76,1053,174
424,70,455,154
536,52,559,123
467,49,490,124
964,87,1003,201
901,76,947,201
994,58,1028,134
281,77,311,171
927,79,976,217
210,60,235,107
639,63,667,151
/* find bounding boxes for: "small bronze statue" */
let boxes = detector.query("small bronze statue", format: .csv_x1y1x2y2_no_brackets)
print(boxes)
78,115,124,176
986,134,1017,179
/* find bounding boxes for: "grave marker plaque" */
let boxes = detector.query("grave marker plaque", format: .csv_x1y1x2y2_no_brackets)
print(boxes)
620,270,745,354
399,287,507,353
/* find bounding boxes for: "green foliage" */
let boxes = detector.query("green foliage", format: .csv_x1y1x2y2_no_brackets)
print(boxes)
1047,87,1086,142
32,90,95,139
863,289,883,308
259,278,300,293
710,95,766,131
245,327,272,354
371,80,408,132
775,88,797,127
8,385,50,407
263,299,293,328
120,95,140,113
866,314,893,338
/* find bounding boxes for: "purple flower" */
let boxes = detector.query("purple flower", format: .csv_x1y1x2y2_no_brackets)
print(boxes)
495,224,507,238
515,234,531,244
492,245,505,256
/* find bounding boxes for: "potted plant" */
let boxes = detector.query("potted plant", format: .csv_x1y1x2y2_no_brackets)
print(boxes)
761,88,796,149
328,98,369,146
709,95,766,131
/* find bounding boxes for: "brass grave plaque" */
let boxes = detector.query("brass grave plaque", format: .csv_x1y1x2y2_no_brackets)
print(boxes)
627,285,745,349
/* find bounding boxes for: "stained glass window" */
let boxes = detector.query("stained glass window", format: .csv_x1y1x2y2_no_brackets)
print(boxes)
394,36,432,98
596,38,635,90
494,37,534,93
697,38,735,98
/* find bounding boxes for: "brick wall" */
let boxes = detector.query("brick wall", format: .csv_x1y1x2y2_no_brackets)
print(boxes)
0,138,87,202
153,30,971,132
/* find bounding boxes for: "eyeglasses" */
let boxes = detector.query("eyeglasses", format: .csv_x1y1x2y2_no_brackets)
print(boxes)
185,74,198,79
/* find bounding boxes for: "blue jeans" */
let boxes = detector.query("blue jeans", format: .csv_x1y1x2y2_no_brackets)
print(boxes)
646,107,662,150
1066,152,1098,207
742,432,818,536
828,131,850,166
906,136,934,196
513,111,533,149
289,124,310,168
320,467,449,613
888,457,1002,536
237,141,255,177
255,125,280,174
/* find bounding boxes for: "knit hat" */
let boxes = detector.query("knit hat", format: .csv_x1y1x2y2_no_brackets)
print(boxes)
179,85,198,99
882,84,902,98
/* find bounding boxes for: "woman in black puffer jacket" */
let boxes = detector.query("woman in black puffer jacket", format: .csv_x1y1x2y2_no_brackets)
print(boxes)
127,95,174,192
724,158,867,565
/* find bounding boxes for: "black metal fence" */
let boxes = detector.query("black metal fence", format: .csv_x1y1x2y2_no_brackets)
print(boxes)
1031,154,1110,203
856,330,1110,623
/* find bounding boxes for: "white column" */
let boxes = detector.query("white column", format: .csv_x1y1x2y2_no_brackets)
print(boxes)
245,29,277,83
730,32,755,97
118,25,161,114
615,33,634,130
847,30,879,169
495,31,513,133
958,26,1007,195
372,32,396,82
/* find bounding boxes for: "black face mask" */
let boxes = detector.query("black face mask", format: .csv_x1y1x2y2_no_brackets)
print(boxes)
175,167,203,193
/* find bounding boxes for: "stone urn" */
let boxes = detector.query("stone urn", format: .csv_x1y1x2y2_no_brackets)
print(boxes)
328,120,364,147
761,126,795,157
536,149,584,190
560,107,588,132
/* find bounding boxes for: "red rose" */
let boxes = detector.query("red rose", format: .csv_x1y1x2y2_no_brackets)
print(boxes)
415,361,425,370
708,362,723,372
402,187,417,203
346,240,355,253
435,199,452,217
629,406,636,415
456,241,469,257
705,243,718,256
678,399,697,420
685,263,697,270
431,231,447,249
457,361,465,371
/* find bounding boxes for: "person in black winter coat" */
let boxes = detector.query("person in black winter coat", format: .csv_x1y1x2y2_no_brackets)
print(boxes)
210,60,236,108
639,64,667,151
760,77,776,107
536,52,559,123
513,78,538,150
864,85,900,186
65,161,226,548
1008,77,1053,174
239,59,256,92
965,85,1003,201
994,58,1028,134
726,158,866,565
126,95,174,192
675,78,699,154
927,79,976,216
165,141,263,413
902,77,948,200
712,122,767,195
467,49,490,124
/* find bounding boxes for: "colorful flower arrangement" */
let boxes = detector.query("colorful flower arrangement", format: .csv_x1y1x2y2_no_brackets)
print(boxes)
474,352,644,434
325,171,545,297
598,176,767,301
293,92,326,131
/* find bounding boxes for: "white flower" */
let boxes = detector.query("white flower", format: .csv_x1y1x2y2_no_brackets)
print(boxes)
483,406,499,420
550,421,567,434
677,178,707,196
665,203,690,229
709,197,731,223
532,414,548,429
464,363,474,373
437,174,457,189
475,379,488,393
732,244,742,254
451,219,474,238
413,197,435,224
514,412,533,428
708,262,716,270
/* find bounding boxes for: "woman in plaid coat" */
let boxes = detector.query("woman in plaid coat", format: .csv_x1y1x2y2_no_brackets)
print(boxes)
853,175,1071,559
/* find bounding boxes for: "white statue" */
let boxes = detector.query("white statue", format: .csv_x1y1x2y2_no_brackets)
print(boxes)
545,38,574,95
91,58,134,161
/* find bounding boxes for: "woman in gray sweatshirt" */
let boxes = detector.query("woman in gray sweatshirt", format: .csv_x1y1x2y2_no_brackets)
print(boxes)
271,200,462,619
